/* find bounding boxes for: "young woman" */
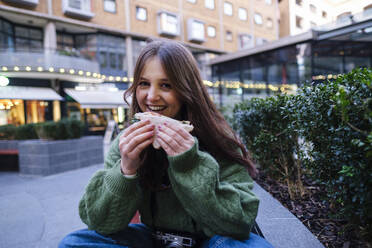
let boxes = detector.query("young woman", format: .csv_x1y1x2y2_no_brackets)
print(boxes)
59,40,273,248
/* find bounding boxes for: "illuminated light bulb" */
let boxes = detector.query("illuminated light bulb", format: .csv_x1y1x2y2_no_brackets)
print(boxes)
49,67,54,72
78,70,83,75
92,73,97,77
108,76,114,81
123,77,128,82
86,72,91,76
26,66,31,71
37,67,43,71
14,66,20,71
69,69,75,74
101,75,106,80
1,66,8,71
116,76,121,81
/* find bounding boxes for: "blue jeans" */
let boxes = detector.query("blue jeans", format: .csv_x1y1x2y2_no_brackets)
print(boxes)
59,224,274,248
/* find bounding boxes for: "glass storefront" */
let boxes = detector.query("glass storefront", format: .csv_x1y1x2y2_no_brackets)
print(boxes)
66,102,127,135
0,99,59,126
212,21,372,107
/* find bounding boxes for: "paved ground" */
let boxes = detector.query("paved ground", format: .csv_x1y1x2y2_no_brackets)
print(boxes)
0,164,324,248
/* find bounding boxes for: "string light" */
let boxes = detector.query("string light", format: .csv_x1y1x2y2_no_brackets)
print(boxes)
26,66,31,71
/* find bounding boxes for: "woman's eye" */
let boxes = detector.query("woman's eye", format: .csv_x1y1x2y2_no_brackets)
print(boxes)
161,83,172,89
138,81,150,87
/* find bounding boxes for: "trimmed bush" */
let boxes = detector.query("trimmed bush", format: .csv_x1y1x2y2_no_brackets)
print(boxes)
0,124,17,140
232,68,372,239
0,119,85,140
233,95,305,199
15,123,38,140
295,68,372,237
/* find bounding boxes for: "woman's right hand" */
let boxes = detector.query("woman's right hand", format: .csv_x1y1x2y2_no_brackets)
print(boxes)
119,119,155,175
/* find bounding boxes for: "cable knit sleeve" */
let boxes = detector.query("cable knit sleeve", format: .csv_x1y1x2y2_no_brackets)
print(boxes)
79,132,142,234
167,137,259,240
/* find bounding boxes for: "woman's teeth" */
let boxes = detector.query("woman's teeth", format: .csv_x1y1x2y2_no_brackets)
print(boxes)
148,106,166,111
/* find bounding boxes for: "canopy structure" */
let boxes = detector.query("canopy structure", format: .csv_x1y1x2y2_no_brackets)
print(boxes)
0,86,63,100
64,88,129,109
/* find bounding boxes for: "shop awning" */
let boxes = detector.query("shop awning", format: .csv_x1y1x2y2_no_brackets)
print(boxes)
0,86,63,100
64,89,129,109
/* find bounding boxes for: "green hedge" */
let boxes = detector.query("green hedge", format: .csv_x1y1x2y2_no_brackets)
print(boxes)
232,68,372,238
0,118,85,140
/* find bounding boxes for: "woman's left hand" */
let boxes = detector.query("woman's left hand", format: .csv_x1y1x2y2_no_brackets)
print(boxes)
156,122,195,156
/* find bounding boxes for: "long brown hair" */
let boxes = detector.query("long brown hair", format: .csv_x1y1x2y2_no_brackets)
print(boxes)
124,40,257,188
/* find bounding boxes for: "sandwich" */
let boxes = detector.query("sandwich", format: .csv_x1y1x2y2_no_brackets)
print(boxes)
133,112,194,149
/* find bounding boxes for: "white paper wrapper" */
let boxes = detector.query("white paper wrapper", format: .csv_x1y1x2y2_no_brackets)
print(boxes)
134,112,193,149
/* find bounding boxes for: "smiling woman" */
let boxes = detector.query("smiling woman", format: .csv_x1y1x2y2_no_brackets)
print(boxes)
59,40,273,248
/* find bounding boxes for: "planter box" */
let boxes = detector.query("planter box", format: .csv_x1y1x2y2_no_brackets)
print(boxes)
0,140,19,150
18,136,103,176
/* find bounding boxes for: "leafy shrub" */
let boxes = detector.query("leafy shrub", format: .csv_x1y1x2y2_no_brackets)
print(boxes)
0,124,17,140
232,95,305,199
14,123,38,140
295,68,372,237
36,118,84,140
0,119,85,140
233,68,371,239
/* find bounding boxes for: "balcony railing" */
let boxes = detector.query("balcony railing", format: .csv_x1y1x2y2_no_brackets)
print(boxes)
314,10,372,32
0,47,99,73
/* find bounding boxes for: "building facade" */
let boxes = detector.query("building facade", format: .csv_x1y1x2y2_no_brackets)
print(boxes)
0,0,279,131
210,13,372,107
279,0,372,38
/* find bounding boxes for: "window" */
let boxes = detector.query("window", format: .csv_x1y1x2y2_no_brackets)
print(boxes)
187,0,196,3
205,0,214,9
63,0,94,19
322,11,327,18
187,19,205,42
254,13,263,25
104,0,116,13
310,4,316,13
207,26,216,37
296,16,303,28
158,12,179,36
238,34,253,49
57,33,74,51
336,12,352,24
13,25,43,52
226,31,232,41
265,0,272,5
296,0,302,6
363,4,372,16
224,2,233,16
136,6,147,21
266,18,273,29
238,7,247,21
255,37,267,45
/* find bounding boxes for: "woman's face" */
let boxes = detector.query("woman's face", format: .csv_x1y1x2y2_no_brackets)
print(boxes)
135,57,183,119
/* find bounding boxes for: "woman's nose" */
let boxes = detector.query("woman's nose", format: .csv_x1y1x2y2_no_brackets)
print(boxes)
147,87,160,101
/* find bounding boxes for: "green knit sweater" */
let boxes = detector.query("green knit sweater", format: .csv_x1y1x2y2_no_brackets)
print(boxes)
79,133,259,240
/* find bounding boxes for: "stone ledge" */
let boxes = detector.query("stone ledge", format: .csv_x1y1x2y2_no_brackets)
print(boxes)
252,182,324,248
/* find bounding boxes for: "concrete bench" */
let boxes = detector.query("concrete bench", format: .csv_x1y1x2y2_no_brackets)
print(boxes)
252,182,324,248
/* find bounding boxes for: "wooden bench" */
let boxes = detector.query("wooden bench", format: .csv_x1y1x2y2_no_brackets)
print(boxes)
0,149,19,155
